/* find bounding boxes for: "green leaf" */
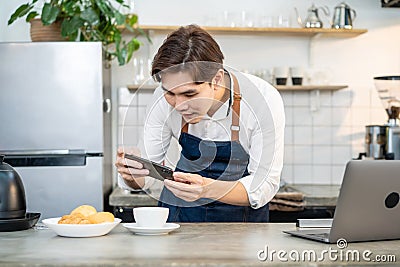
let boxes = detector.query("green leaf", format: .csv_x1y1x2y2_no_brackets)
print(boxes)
63,1,78,17
114,31,122,47
95,0,114,18
67,30,79,42
121,47,128,65
113,10,125,25
26,11,39,22
61,16,84,37
137,28,152,44
127,14,138,26
41,3,60,25
8,3,33,25
126,38,140,63
81,7,99,25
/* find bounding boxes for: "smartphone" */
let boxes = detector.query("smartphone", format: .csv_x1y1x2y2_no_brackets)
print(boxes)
124,154,174,181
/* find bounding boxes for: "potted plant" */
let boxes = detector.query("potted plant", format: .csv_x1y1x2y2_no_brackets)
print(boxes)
8,0,149,66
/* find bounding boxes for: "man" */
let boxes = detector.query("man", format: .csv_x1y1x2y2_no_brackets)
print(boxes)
115,24,285,222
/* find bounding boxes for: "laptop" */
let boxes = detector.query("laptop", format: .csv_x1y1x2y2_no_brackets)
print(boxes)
283,160,400,243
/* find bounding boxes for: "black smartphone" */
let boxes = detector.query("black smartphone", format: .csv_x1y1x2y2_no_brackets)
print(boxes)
124,154,174,181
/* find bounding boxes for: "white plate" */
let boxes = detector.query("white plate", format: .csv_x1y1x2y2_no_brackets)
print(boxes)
42,217,121,238
122,223,180,235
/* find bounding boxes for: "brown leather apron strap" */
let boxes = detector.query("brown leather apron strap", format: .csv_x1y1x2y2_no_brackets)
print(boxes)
181,72,242,141
231,74,241,141
181,121,189,133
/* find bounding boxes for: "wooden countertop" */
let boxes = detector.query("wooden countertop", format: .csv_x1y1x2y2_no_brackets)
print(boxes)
0,223,398,266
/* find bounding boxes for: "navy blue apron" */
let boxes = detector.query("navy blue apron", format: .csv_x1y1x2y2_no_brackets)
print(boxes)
158,73,269,222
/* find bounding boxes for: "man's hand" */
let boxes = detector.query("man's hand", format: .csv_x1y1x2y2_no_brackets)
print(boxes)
163,172,211,202
115,147,147,189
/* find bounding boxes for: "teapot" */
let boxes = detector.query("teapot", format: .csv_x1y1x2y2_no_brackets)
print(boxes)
295,4,330,28
332,2,356,29
0,155,27,219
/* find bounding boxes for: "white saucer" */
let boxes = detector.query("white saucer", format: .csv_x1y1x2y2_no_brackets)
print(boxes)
122,223,180,235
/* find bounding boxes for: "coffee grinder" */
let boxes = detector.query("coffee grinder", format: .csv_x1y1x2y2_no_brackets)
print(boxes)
365,76,400,160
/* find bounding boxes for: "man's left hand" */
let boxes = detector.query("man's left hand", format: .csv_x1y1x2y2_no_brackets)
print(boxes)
163,172,211,202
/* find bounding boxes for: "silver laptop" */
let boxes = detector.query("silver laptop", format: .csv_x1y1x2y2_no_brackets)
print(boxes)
284,160,400,243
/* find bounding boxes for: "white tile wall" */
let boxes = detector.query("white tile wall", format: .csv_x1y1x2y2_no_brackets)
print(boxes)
293,107,312,126
284,126,294,145
118,125,142,146
293,165,313,184
332,107,352,126
312,165,332,185
312,107,332,126
280,84,388,185
312,146,332,165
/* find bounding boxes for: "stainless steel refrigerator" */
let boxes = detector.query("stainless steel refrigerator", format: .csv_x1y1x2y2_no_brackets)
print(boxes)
0,42,112,219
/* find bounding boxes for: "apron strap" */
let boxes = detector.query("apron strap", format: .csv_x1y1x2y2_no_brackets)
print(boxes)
181,120,189,133
231,74,241,142
181,72,242,142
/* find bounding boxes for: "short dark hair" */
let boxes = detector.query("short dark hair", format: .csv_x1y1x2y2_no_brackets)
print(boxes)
151,24,225,83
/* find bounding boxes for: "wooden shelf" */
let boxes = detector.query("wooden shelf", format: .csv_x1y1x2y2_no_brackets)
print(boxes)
138,25,367,37
275,85,348,91
127,84,348,91
127,84,158,90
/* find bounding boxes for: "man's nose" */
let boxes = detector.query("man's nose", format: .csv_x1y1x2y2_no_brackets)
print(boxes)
175,96,189,112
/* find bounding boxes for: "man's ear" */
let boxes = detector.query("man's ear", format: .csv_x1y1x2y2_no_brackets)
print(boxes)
211,69,225,90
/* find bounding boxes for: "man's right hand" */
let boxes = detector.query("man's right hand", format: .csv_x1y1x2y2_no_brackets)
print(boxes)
115,147,149,189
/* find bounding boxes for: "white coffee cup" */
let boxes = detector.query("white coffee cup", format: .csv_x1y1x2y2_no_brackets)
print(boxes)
289,67,304,85
133,207,169,228
273,66,289,85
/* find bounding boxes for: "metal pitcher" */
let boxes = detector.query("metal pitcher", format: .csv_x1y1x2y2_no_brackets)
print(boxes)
295,4,330,28
332,2,356,29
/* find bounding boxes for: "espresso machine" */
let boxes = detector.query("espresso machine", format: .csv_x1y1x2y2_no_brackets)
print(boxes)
364,76,400,160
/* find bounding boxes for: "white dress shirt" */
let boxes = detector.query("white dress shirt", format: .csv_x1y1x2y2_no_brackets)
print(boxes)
118,71,285,209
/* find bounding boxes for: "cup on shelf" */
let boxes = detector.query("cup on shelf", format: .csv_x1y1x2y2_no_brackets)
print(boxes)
253,68,273,84
222,11,240,27
289,66,304,85
273,66,289,85
257,15,274,27
240,11,255,27
275,15,290,28
132,57,145,85
306,67,331,85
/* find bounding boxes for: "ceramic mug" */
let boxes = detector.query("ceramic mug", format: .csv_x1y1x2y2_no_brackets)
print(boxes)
133,207,169,228
290,67,304,85
273,66,289,85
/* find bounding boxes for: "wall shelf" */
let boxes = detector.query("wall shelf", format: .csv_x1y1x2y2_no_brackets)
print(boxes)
275,85,348,91
126,84,348,91
137,25,367,38
127,84,158,90
126,26,355,94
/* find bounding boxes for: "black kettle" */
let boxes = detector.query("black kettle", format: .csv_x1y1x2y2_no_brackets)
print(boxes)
0,155,27,219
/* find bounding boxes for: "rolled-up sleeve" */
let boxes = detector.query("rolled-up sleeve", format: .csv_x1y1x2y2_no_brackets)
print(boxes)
239,78,285,209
